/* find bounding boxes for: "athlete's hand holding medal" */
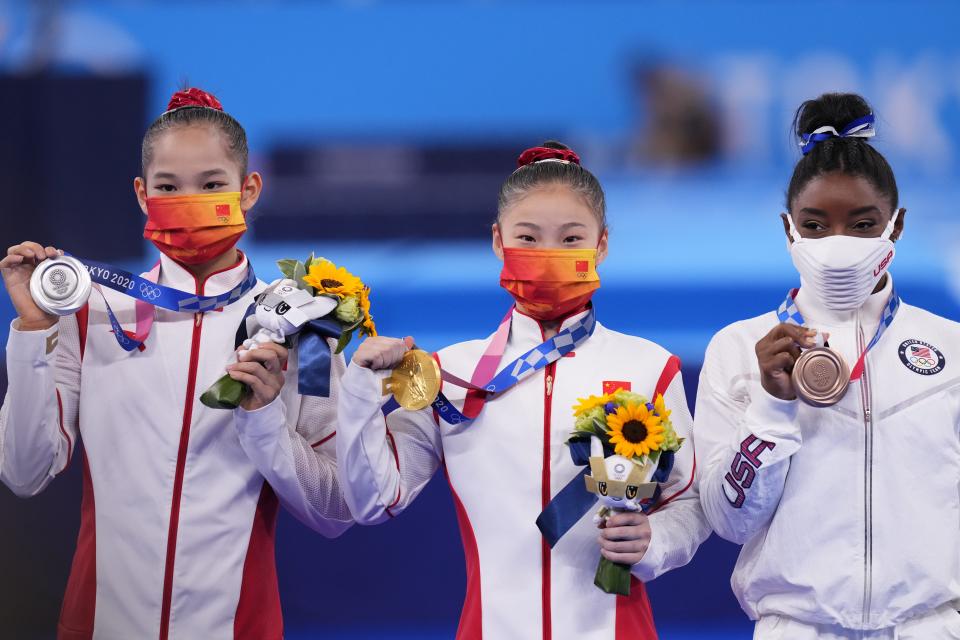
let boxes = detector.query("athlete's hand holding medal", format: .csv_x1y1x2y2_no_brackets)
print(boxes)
353,337,442,411
755,324,845,405
1,243,91,331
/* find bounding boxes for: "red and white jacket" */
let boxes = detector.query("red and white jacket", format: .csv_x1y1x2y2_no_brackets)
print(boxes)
336,307,710,640
0,253,353,640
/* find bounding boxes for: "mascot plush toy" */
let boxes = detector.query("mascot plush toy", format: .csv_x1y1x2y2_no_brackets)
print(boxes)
584,434,659,524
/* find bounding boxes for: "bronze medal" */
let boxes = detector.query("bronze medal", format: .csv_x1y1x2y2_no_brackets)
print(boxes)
382,349,442,411
791,346,850,407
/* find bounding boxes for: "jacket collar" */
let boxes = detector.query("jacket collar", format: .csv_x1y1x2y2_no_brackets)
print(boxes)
795,273,894,329
157,251,249,297
510,305,592,347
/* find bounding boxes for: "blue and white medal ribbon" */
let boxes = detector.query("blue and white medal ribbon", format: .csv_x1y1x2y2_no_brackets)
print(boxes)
76,255,257,351
776,286,900,380
433,306,596,424
383,306,597,424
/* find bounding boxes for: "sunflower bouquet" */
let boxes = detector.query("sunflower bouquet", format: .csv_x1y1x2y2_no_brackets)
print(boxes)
200,254,376,410
281,253,377,352
569,387,683,595
571,389,682,464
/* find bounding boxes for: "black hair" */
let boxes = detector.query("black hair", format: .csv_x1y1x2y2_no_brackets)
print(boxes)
141,104,248,179
787,93,898,212
497,140,607,228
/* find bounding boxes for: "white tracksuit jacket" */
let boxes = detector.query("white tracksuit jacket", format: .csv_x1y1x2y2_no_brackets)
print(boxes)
336,307,711,640
0,253,354,640
695,275,960,633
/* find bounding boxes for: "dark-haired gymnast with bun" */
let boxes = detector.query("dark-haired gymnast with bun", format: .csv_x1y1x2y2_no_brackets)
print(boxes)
696,93,960,638
0,88,353,639
335,141,710,640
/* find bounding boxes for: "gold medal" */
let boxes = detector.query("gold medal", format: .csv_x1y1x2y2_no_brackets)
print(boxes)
791,346,851,407
382,349,442,411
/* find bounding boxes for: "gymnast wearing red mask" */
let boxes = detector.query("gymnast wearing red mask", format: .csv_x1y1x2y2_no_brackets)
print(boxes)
336,142,710,639
0,88,353,639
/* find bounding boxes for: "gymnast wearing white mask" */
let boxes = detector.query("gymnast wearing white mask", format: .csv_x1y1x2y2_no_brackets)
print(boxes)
694,92,960,639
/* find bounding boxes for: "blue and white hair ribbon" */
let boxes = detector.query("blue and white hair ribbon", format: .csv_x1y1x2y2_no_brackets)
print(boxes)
800,113,876,155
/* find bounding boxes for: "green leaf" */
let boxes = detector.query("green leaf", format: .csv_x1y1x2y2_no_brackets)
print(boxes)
335,328,354,354
276,259,300,281
591,417,609,439
303,251,316,271
199,373,249,410
293,261,309,291
594,556,632,595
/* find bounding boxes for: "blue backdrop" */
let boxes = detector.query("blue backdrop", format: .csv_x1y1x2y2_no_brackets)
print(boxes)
3,1,960,638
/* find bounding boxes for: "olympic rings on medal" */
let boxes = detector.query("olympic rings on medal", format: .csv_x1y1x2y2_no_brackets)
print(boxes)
139,283,162,300
48,268,68,287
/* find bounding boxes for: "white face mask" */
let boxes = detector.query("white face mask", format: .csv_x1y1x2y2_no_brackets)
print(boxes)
788,209,899,311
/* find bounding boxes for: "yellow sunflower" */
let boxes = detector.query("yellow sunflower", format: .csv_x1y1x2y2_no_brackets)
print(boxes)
652,393,671,421
606,403,665,459
572,394,612,416
359,287,377,337
303,260,364,298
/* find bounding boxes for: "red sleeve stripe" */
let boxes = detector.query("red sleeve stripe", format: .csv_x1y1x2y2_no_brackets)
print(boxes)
654,354,681,399
649,353,694,512
76,304,89,361
310,432,336,448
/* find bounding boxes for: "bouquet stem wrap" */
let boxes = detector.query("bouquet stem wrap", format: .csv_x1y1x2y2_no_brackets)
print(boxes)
595,557,633,596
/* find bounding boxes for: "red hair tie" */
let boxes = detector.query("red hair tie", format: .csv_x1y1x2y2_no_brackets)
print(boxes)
517,146,581,168
166,88,224,113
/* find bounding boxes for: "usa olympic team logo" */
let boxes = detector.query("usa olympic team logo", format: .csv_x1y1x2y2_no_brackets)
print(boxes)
898,339,945,375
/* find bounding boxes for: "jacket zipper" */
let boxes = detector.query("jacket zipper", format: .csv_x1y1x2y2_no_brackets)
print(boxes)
158,311,205,640
541,361,557,640
857,320,874,627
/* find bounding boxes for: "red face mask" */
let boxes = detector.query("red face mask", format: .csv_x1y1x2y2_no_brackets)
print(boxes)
143,192,247,265
500,247,600,322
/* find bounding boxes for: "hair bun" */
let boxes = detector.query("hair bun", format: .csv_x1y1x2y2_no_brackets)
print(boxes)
795,93,872,142
166,88,224,113
517,141,581,169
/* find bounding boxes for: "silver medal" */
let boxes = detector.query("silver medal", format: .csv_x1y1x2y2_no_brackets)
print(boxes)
29,255,92,316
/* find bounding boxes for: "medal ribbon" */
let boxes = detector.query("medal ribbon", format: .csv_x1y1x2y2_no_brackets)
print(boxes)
432,306,596,424
776,287,900,380
383,306,597,424
71,254,257,352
